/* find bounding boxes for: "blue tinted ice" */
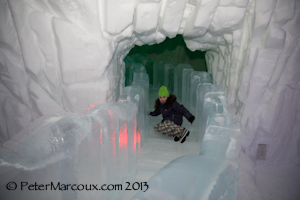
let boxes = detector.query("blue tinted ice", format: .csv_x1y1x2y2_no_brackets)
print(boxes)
129,54,153,84
190,71,212,111
201,113,241,163
196,85,225,139
131,71,150,117
153,61,170,88
0,113,90,170
132,63,147,73
173,64,192,102
164,64,174,94
132,155,239,200
181,68,194,109
124,56,136,86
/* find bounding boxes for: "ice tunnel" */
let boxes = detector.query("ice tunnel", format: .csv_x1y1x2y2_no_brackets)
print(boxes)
0,0,300,200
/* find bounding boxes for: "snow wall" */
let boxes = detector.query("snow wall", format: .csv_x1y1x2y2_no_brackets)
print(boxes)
0,0,299,168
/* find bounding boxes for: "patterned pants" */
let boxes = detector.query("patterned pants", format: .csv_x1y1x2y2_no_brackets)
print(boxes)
154,120,185,137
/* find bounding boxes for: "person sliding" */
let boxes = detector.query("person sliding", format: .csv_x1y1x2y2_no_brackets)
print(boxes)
149,86,195,143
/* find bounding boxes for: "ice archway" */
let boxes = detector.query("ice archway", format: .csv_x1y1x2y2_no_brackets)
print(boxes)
0,0,299,168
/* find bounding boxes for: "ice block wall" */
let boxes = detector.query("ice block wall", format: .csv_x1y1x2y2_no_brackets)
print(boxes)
164,63,175,94
153,61,171,89
196,85,226,141
128,54,154,85
124,56,136,86
133,70,241,200
0,65,149,200
173,67,213,111
173,64,193,103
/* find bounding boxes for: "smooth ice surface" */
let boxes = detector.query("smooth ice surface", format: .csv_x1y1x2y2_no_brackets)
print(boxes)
196,84,226,139
173,64,193,102
152,61,171,89
201,113,241,164
163,64,174,94
181,68,194,109
129,54,154,84
133,155,238,200
124,56,136,86
190,71,212,111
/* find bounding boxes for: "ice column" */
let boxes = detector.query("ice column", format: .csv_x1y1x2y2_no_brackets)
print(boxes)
124,56,136,86
181,68,194,109
124,58,146,87
129,54,154,85
153,61,171,88
130,70,150,139
196,84,225,141
173,64,193,103
164,63,175,94
190,71,212,111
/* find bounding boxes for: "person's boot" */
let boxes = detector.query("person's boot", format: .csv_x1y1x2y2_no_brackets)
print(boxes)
180,129,190,143
174,136,180,142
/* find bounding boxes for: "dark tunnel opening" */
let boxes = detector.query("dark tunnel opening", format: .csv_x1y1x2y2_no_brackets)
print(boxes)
124,35,207,87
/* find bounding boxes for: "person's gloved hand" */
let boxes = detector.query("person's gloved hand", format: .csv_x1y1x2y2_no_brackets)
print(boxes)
188,116,195,124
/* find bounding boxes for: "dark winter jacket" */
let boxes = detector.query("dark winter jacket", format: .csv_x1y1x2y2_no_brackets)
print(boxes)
150,95,194,126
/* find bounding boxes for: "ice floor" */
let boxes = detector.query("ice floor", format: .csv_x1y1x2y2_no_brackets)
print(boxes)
115,114,199,200
115,86,300,200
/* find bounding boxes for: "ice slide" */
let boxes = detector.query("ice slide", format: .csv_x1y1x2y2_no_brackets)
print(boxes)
0,59,241,200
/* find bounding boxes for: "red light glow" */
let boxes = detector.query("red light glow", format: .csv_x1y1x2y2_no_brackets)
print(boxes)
81,103,103,114
137,132,141,144
132,119,141,151
100,134,103,146
119,122,128,148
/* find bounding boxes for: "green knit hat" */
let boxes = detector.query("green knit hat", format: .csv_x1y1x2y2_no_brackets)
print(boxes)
158,86,169,98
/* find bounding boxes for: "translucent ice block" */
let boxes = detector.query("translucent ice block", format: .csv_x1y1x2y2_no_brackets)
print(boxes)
153,61,171,88
130,54,154,84
124,56,136,86
132,63,147,73
199,92,227,141
124,55,135,65
201,113,241,164
196,84,225,139
119,85,148,143
132,155,239,200
174,64,193,103
131,72,150,134
190,71,212,111
130,54,151,67
84,102,140,200
0,113,92,200
164,63,174,94
0,113,89,170
181,68,194,110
